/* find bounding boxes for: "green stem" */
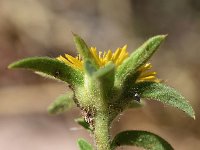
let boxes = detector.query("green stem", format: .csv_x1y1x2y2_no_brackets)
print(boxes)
85,77,112,150
94,110,111,150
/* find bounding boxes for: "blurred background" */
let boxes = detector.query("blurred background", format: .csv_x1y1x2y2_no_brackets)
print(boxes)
0,0,200,149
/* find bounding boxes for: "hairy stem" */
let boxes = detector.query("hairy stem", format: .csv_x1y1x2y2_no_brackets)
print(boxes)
94,110,111,150
85,77,112,150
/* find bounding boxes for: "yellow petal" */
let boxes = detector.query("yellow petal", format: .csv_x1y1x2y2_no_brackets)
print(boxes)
140,71,157,78
57,56,71,66
90,47,102,66
115,45,128,66
112,48,122,63
104,50,113,63
138,63,152,72
65,54,83,70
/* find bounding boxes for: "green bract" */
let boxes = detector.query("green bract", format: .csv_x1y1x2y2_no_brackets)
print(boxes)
8,34,195,150
48,93,75,115
78,138,93,150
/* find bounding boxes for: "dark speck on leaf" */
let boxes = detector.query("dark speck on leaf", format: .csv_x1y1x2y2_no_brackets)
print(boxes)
116,142,120,146
54,71,60,77
134,93,140,102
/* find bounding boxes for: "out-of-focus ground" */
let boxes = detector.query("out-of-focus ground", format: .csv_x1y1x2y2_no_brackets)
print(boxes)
0,0,200,150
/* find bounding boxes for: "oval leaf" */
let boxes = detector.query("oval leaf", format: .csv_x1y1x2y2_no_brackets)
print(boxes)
8,57,83,86
111,130,173,150
134,82,195,119
77,138,93,150
75,117,93,132
48,93,75,115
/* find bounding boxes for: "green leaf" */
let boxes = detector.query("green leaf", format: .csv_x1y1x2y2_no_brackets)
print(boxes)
8,57,83,86
84,59,97,76
111,130,173,150
134,82,195,119
48,93,75,114
116,35,166,85
77,138,93,150
93,62,115,97
73,34,98,70
94,62,115,81
75,117,93,132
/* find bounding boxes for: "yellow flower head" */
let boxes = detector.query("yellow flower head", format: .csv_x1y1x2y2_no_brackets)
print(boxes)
57,45,160,83
57,45,128,70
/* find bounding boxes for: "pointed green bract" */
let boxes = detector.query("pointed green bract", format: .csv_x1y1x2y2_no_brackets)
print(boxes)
94,62,115,80
134,82,195,119
93,62,115,98
73,34,98,70
77,138,93,150
84,59,97,76
48,93,75,114
75,117,93,132
116,35,166,86
111,130,173,150
8,57,83,86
